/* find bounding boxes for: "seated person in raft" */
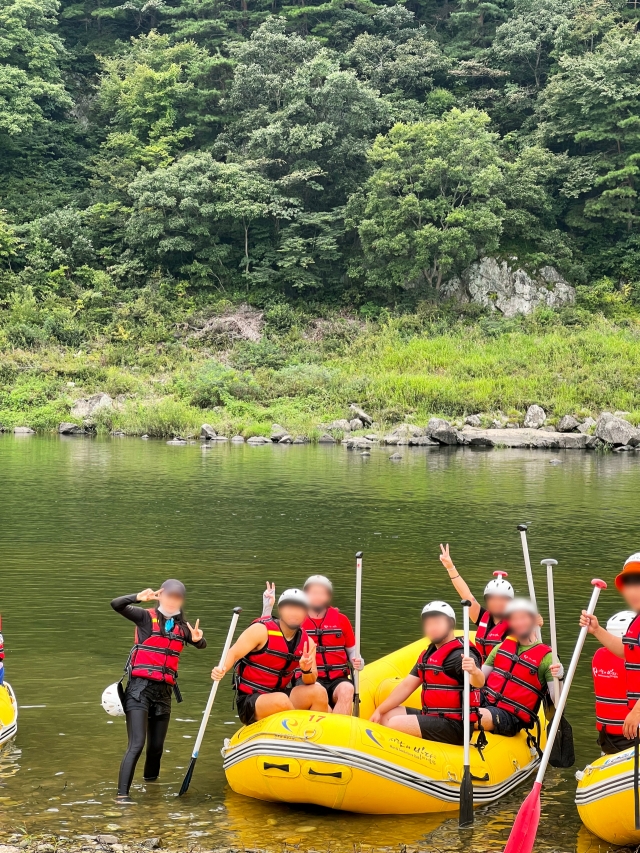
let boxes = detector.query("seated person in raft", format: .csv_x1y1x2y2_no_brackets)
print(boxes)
370,601,484,745
211,588,329,725
477,598,563,737
261,575,364,715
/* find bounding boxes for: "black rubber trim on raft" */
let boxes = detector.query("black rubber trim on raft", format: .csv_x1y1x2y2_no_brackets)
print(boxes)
223,737,539,804
575,769,635,805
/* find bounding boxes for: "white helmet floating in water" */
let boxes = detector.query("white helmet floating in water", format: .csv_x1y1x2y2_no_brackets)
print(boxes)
505,597,538,618
606,611,636,639
278,588,309,608
422,601,456,623
304,575,333,592
101,683,125,717
484,571,515,599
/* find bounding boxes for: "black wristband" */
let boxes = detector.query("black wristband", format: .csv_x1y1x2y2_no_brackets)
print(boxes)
300,668,312,675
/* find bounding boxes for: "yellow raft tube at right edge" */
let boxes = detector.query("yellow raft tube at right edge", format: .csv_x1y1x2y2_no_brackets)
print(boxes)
576,747,640,847
223,637,547,815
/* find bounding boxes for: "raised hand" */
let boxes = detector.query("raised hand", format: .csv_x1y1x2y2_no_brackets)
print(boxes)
263,582,276,609
299,640,316,672
439,543,455,572
137,587,163,602
187,619,203,642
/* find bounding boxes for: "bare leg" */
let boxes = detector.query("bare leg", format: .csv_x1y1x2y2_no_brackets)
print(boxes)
290,683,329,712
254,692,294,720
378,705,409,726
384,713,423,737
477,707,495,731
331,681,355,715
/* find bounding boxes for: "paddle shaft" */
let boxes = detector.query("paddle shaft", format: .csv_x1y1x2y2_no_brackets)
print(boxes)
353,551,363,715
518,525,542,642
534,581,604,785
190,608,241,759
462,602,471,769
544,562,561,705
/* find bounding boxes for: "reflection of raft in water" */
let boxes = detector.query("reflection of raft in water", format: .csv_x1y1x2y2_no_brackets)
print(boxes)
576,748,640,847
0,683,18,747
222,639,544,814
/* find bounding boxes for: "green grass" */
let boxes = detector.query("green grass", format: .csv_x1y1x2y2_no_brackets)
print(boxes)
2,310,640,437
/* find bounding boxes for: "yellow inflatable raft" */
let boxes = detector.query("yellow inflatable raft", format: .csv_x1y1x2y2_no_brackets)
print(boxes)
0,683,18,747
576,748,640,846
223,638,545,814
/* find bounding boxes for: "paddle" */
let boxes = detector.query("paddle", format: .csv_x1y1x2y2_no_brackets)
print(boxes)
353,551,363,717
635,729,640,830
517,524,541,642
541,559,560,704
459,598,474,827
179,606,242,796
503,578,607,853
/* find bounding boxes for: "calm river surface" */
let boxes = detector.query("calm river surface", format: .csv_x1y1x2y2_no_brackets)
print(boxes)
0,435,635,851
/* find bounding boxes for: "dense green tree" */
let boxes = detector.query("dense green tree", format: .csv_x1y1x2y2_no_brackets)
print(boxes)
348,109,507,291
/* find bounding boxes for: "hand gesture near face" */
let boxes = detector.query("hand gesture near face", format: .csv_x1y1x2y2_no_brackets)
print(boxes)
187,619,203,643
299,640,317,672
263,582,276,609
137,587,163,602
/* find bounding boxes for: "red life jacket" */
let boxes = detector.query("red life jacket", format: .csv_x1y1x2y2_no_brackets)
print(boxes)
128,609,186,686
475,611,510,662
484,637,551,725
416,638,481,722
593,646,628,734
235,617,308,696
623,614,640,709
302,607,351,681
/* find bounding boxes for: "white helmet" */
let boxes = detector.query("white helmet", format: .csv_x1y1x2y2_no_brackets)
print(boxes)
606,611,636,639
304,575,333,592
421,601,456,623
484,571,515,599
505,597,538,617
101,683,125,717
278,588,309,608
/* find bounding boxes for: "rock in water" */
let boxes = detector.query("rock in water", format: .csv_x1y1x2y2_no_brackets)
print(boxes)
58,422,85,434
247,436,270,445
595,414,639,446
13,427,35,434
389,453,402,460
557,415,580,433
166,438,187,445
231,435,245,443
200,423,216,439
442,258,575,317
426,417,459,445
270,423,288,441
348,404,373,426
318,433,335,443
524,405,546,429
328,419,351,432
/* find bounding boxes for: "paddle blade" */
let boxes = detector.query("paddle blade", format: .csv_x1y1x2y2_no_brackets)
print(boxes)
178,756,197,797
503,781,542,853
459,766,474,827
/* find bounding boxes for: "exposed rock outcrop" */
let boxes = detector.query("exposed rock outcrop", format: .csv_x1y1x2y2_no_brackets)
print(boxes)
348,404,373,426
463,427,587,449
71,393,113,420
426,417,461,446
524,405,546,429
58,422,85,435
443,258,575,317
595,413,640,446
557,415,580,433
200,424,216,439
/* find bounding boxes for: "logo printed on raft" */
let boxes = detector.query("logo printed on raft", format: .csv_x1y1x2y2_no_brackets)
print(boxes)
388,736,437,764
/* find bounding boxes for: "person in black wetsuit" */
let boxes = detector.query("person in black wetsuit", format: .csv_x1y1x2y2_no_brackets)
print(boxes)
111,580,206,803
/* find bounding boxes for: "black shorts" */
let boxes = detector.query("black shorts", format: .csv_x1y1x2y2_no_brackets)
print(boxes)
318,676,353,706
124,677,172,717
481,703,523,737
235,687,291,726
405,708,464,745
598,728,634,755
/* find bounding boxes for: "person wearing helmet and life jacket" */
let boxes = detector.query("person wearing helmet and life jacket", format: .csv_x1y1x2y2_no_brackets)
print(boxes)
110,580,206,803
591,611,634,754
369,601,484,745
261,576,364,715
212,588,329,725
580,553,640,745
478,598,563,737
439,543,515,663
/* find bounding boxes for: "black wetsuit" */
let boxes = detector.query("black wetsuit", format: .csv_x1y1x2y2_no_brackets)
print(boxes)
111,594,206,796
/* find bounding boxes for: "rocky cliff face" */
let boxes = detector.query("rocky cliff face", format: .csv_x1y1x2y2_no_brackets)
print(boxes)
443,258,575,317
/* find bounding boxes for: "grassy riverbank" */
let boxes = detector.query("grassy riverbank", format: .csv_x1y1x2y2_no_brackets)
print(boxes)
3,299,640,437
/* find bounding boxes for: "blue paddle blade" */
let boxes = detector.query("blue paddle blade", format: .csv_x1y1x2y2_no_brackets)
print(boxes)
179,756,197,796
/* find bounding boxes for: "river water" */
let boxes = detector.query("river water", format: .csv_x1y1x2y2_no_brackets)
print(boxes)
0,435,636,851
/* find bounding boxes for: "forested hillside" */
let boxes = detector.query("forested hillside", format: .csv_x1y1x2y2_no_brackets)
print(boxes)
1,0,640,434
